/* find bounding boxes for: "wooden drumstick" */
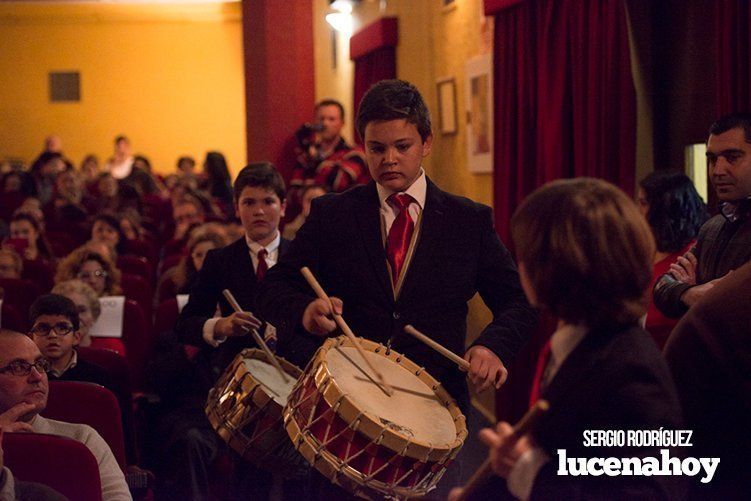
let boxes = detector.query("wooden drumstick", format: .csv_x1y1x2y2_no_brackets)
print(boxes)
300,267,394,397
404,325,471,371
222,289,290,383
456,399,550,501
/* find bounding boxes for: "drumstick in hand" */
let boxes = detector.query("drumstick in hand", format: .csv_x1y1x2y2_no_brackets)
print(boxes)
456,399,550,501
300,267,394,397
222,289,290,383
404,325,471,371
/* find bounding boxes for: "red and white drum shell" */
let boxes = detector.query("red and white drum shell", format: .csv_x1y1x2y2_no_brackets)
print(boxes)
284,336,467,499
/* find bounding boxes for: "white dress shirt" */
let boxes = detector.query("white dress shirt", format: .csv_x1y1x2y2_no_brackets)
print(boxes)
201,232,281,347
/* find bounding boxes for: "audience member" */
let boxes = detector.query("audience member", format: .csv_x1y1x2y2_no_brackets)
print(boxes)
52,280,126,356
103,136,134,180
282,184,327,240
6,212,55,262
201,151,234,216
654,112,751,317
0,330,131,500
90,213,127,256
0,249,23,280
29,152,65,206
637,170,708,348
176,156,196,181
664,261,751,499
451,178,684,500
55,247,122,296
28,294,112,388
79,154,100,186
172,230,228,295
118,209,146,242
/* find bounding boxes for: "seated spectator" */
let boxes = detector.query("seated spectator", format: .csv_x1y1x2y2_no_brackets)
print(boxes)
118,209,146,242
29,152,65,206
173,230,228,295
6,212,55,262
163,198,206,258
176,156,197,183
56,247,122,297
0,249,22,280
79,154,100,187
0,428,67,501
282,184,327,240
0,330,131,500
637,170,708,348
52,279,126,356
201,152,234,217
90,214,127,256
28,294,113,386
103,136,134,181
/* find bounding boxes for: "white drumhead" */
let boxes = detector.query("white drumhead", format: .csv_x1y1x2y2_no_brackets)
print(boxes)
326,346,457,445
243,358,297,406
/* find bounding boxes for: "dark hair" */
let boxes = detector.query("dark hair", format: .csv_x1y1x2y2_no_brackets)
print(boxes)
114,135,129,145
511,178,655,328
709,112,751,142
29,151,63,178
233,162,286,202
11,212,54,260
316,99,345,120
203,152,233,203
174,230,227,293
133,155,152,172
29,294,80,332
356,79,432,142
639,171,708,253
177,156,195,169
91,213,127,254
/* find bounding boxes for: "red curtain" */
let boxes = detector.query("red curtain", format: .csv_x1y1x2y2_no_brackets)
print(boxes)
490,0,636,424
715,1,751,114
353,46,397,141
492,0,636,245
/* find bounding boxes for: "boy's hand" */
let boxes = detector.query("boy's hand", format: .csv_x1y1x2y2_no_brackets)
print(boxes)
302,297,343,336
464,346,508,391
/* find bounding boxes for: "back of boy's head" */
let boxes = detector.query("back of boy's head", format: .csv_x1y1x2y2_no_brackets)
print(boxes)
511,178,655,328
233,162,286,202
356,79,432,142
29,294,80,332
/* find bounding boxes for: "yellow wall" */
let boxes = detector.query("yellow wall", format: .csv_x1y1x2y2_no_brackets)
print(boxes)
0,2,245,176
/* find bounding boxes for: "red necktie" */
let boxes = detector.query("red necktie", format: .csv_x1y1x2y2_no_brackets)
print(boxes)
529,339,552,407
386,193,415,284
256,249,268,281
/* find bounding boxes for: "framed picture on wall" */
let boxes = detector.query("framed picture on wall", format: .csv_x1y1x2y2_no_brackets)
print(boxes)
464,54,494,173
436,78,458,135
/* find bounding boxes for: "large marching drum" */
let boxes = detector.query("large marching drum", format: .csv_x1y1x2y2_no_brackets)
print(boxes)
284,336,467,499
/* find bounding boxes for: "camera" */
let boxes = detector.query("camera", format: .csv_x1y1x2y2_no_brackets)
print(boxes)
296,122,325,148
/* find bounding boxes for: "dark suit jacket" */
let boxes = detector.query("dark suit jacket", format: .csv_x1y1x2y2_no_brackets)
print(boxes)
529,323,685,500
257,179,536,408
664,261,751,500
175,236,291,390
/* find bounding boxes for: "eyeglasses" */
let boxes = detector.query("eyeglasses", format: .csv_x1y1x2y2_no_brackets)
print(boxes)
30,322,75,337
77,270,108,280
0,358,51,376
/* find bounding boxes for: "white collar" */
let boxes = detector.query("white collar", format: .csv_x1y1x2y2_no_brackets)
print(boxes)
376,169,427,210
549,323,588,366
246,231,280,255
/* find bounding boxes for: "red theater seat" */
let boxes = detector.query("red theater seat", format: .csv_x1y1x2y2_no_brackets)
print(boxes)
3,432,103,501
45,380,127,468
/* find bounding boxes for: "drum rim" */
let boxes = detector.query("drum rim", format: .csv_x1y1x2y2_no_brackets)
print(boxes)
206,348,303,461
303,336,467,459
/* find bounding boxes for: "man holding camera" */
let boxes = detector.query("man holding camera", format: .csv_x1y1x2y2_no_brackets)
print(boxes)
289,99,368,214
